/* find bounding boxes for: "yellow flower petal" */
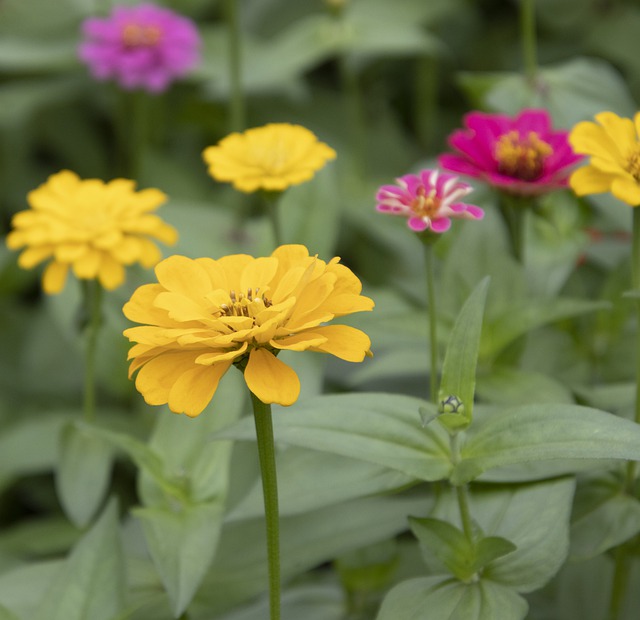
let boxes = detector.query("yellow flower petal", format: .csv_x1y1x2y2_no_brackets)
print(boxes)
155,255,212,297
594,112,637,158
308,325,372,361
569,121,621,161
167,361,232,417
17,246,53,268
42,261,69,294
98,254,126,290
569,165,613,196
611,177,640,206
270,332,328,351
135,351,201,406
244,348,300,406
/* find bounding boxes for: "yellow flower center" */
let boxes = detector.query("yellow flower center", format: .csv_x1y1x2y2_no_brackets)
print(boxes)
219,288,273,318
495,131,553,181
626,149,640,181
410,186,440,218
121,24,162,48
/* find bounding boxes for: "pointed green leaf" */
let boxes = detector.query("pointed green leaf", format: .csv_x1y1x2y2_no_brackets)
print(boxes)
452,404,640,484
376,576,528,620
56,420,113,527
134,501,224,618
438,277,490,432
215,393,451,482
33,499,125,620
473,537,518,573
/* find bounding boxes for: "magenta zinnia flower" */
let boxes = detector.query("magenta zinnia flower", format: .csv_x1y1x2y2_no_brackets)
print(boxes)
439,109,583,196
79,3,200,93
376,169,484,233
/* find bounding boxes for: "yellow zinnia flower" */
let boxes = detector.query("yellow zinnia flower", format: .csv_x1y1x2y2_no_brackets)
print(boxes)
569,111,640,206
6,170,178,294
202,123,337,193
123,244,374,416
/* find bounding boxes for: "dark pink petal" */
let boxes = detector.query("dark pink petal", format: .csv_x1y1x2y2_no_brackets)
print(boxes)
438,154,485,179
465,112,511,141
450,203,484,219
408,217,429,232
448,131,497,170
514,109,552,135
430,217,452,233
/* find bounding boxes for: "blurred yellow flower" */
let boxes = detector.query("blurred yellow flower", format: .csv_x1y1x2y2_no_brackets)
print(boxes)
123,244,373,416
202,123,337,193
6,170,178,294
569,111,640,206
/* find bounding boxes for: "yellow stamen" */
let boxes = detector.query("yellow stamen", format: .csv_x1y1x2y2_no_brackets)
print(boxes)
495,130,553,181
121,24,162,48
410,186,440,218
220,288,272,318
626,150,640,181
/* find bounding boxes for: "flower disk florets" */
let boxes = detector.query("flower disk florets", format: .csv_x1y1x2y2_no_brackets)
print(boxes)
439,109,582,196
78,3,201,93
123,244,374,416
376,169,484,233
6,170,177,294
202,123,337,193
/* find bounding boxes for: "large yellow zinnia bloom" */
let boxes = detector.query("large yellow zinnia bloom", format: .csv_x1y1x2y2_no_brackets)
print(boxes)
202,123,337,193
123,244,374,416
6,170,178,294
569,111,640,206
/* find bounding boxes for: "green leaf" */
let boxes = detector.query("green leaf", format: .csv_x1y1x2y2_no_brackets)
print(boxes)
481,298,609,361
452,404,640,484
438,277,490,432
571,488,640,560
228,446,414,520
215,393,452,482
134,502,224,618
33,499,125,620
0,605,20,620
409,517,516,582
376,576,528,620
55,420,113,527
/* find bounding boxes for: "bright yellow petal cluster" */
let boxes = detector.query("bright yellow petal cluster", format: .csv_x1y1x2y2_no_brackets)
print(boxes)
202,123,337,193
6,170,178,294
569,111,640,206
123,244,374,416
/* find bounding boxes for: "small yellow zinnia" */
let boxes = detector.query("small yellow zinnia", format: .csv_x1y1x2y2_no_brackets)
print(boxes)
6,170,178,294
202,123,337,193
569,111,640,206
123,244,373,416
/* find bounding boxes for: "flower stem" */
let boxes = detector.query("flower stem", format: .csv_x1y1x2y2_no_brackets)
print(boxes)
224,0,245,132
449,434,474,542
608,207,640,619
263,192,283,247
423,240,439,403
82,280,103,423
250,392,281,620
498,193,526,263
520,0,538,82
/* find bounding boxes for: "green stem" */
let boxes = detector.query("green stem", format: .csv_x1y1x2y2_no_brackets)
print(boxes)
263,192,283,247
415,55,439,152
607,208,640,619
82,280,103,423
225,0,245,132
337,50,365,182
499,194,526,263
450,434,474,542
423,240,439,403
520,0,538,82
250,392,281,620
117,90,147,179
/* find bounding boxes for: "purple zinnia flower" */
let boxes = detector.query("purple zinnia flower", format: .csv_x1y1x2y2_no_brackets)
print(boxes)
79,3,201,94
376,169,484,233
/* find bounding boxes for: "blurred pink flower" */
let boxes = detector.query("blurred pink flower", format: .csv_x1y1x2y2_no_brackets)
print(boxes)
439,109,582,196
79,3,200,93
376,169,484,233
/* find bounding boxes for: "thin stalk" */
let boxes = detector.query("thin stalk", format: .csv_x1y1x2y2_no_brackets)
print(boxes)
82,280,103,423
607,207,640,619
520,0,538,82
337,52,366,182
499,194,526,263
449,434,474,542
423,241,439,403
224,0,245,132
263,192,283,247
250,392,281,620
117,90,147,179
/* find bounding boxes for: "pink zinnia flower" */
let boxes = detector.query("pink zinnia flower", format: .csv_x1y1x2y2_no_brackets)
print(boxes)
79,3,200,93
439,109,583,196
376,169,484,233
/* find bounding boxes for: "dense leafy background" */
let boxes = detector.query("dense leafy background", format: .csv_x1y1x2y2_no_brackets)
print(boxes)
2,0,640,618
